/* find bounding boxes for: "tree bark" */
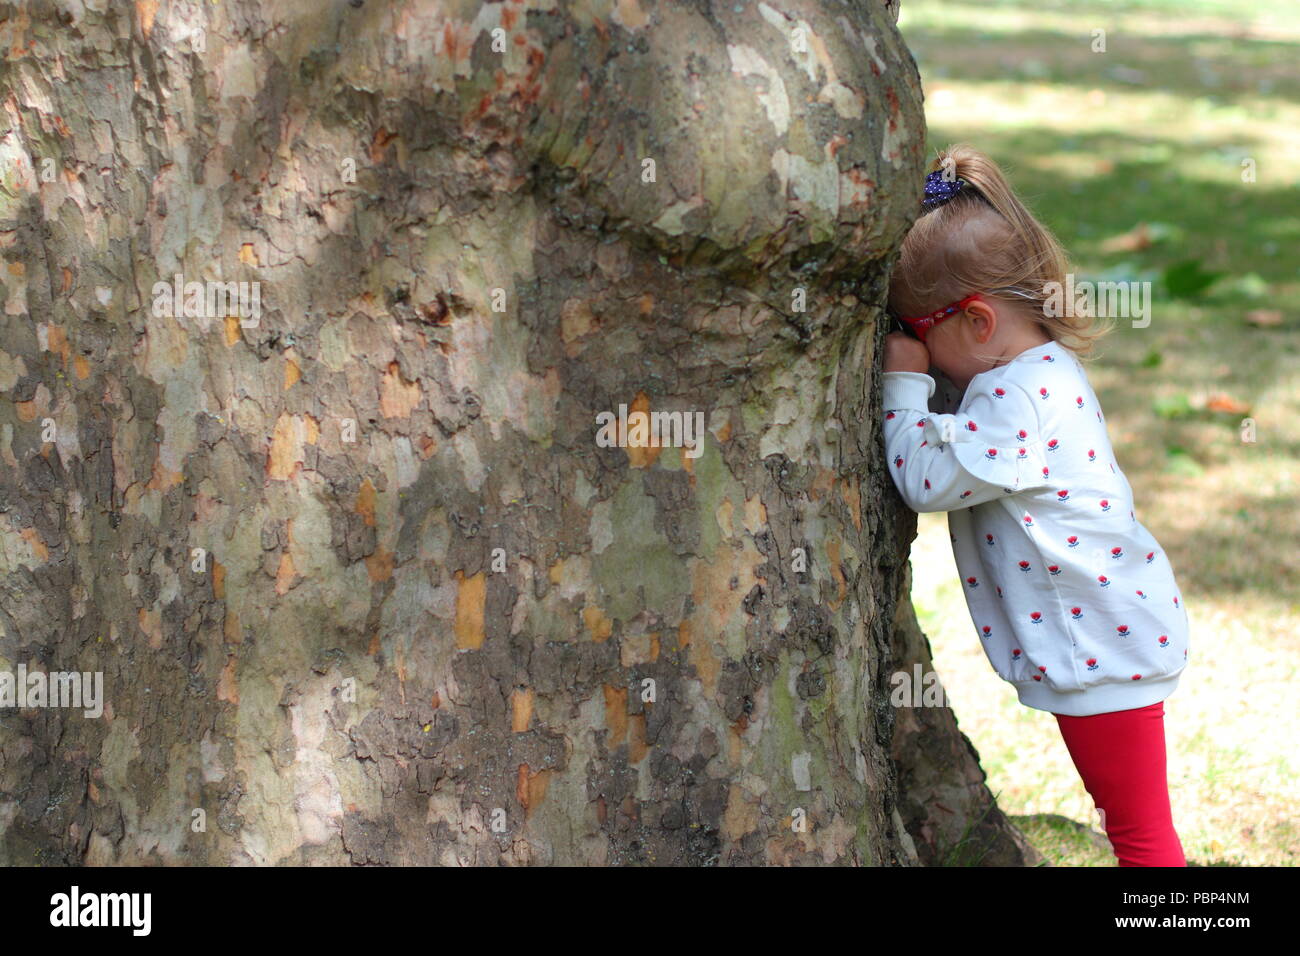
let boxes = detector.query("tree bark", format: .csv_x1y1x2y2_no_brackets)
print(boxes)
0,0,1036,865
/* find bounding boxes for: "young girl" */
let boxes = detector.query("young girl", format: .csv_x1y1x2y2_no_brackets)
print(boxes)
882,144,1190,867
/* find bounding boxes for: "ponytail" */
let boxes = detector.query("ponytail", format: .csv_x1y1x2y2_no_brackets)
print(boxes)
890,143,1113,357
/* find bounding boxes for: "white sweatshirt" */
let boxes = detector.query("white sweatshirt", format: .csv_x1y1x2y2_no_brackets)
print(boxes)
882,339,1189,716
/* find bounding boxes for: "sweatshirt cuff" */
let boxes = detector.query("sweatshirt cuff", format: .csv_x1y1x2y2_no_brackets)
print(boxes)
883,371,936,412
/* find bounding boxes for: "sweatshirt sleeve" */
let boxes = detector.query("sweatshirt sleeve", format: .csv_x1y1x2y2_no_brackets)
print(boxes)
883,371,1052,513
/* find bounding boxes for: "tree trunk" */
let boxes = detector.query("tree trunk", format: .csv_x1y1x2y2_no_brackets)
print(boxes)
0,0,1037,865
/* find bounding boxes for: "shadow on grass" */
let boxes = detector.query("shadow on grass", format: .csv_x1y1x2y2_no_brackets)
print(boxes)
906,19,1300,107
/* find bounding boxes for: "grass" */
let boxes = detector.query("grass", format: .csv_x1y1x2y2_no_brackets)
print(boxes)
897,0,1300,867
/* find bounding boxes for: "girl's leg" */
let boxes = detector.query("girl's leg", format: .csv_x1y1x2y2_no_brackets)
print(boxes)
1052,700,1187,867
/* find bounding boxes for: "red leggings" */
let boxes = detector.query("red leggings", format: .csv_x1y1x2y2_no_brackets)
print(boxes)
1053,700,1187,867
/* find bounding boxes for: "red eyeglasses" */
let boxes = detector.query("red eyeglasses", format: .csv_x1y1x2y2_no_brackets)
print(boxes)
897,293,984,344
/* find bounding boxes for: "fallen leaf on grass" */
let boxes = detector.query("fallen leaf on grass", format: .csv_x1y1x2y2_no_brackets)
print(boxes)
1245,309,1282,327
1205,393,1251,415
1163,259,1224,299
1100,223,1151,253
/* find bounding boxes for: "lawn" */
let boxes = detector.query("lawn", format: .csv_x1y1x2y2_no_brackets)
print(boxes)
897,0,1300,866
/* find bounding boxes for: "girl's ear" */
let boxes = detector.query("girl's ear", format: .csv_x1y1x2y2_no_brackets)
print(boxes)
962,298,999,344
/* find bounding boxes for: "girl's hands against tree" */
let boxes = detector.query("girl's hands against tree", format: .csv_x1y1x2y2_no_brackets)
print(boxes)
883,331,931,374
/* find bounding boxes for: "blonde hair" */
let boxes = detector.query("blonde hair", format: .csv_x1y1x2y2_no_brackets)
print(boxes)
888,143,1113,359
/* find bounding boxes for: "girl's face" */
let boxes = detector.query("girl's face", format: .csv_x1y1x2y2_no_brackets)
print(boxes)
923,308,995,393
923,297,1048,394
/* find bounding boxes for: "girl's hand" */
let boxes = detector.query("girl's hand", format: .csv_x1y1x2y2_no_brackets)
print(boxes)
883,332,931,374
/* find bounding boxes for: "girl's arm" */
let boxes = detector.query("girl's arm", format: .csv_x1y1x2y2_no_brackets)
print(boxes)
929,368,963,417
883,371,1052,513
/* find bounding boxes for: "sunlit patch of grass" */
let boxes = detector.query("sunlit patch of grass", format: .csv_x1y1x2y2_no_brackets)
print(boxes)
1014,812,1116,867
